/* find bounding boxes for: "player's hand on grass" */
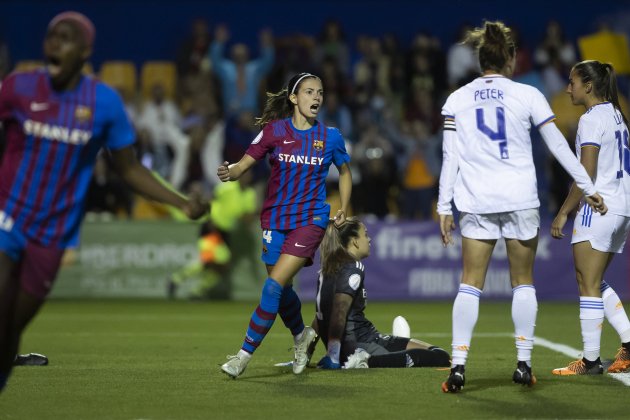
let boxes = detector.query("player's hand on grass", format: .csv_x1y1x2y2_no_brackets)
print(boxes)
317,356,340,369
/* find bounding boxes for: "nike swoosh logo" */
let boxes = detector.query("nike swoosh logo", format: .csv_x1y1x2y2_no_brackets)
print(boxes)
283,140,295,144
294,242,306,248
30,102,50,112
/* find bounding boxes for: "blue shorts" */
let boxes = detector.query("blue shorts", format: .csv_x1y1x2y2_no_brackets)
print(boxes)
0,222,27,261
261,224,326,267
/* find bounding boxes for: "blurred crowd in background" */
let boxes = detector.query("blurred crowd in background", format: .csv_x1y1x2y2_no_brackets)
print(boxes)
1,18,629,223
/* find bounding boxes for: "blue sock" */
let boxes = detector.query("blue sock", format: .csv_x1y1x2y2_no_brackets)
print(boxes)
242,278,283,354
279,285,305,337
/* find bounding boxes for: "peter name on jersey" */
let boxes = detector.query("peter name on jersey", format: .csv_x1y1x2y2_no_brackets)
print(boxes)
474,88,504,101
23,119,92,145
278,153,323,165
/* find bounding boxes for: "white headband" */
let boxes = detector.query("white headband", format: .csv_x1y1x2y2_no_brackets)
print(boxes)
290,73,316,95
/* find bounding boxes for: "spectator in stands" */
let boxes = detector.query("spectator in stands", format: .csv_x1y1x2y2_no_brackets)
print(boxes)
446,24,479,89
353,36,391,102
85,153,133,219
353,122,396,218
398,120,439,220
534,20,577,98
315,20,351,76
510,26,533,78
318,89,353,141
404,85,441,133
137,82,190,189
223,111,269,182
319,55,352,100
409,32,447,99
209,24,274,117
176,18,212,78
196,110,224,188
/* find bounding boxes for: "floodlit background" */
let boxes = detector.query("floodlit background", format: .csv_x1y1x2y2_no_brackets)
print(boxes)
1,0,629,301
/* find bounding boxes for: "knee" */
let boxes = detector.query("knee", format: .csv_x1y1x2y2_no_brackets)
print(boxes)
460,277,484,290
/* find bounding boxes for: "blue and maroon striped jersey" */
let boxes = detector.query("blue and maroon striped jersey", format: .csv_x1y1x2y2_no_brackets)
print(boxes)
0,69,135,248
246,118,349,230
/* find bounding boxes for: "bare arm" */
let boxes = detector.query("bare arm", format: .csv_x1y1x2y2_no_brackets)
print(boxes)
333,163,352,225
110,146,208,219
551,146,601,239
217,154,257,182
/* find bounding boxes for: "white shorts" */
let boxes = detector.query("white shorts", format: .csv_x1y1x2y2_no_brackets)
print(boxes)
571,206,630,253
459,208,540,240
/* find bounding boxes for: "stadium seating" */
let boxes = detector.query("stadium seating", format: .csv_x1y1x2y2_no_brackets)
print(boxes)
99,60,137,97
140,61,177,99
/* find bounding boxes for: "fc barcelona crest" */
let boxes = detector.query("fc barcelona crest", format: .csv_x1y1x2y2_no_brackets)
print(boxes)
75,105,92,122
313,139,324,151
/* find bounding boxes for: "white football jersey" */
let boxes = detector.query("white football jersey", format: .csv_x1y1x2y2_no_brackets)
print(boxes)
441,75,555,213
576,102,630,216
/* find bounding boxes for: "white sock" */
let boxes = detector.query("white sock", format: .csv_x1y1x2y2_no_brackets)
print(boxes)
451,284,482,367
601,281,630,343
238,349,252,360
512,285,537,365
580,297,604,362
294,330,304,344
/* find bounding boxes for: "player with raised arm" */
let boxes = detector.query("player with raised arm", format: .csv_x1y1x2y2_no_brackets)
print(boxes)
0,12,208,393
551,60,630,375
436,21,606,393
218,73,352,378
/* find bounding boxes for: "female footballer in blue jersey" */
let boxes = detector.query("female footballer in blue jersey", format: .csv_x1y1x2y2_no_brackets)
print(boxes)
0,12,208,392
551,60,630,375
217,72,352,378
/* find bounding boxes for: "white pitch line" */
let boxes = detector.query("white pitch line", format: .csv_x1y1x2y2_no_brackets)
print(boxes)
535,335,630,386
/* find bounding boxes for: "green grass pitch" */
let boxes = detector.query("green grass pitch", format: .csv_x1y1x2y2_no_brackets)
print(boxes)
1,300,628,419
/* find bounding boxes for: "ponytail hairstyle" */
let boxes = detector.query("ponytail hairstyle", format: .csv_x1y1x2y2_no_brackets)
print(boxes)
319,217,363,276
464,20,515,74
255,72,321,127
572,60,629,127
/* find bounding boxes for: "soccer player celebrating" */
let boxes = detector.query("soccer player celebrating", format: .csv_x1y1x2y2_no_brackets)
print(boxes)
314,218,450,370
436,21,607,393
217,72,352,378
0,12,208,392
551,60,630,375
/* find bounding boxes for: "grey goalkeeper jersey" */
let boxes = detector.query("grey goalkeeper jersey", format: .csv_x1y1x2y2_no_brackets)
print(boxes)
315,260,379,346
